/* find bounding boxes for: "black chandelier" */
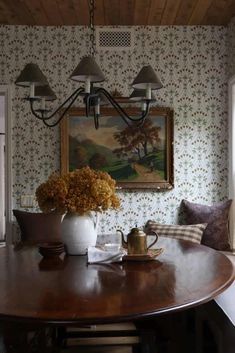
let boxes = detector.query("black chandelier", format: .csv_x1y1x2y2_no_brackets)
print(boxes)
15,0,163,129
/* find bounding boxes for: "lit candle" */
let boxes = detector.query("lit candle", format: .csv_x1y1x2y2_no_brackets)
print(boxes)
29,83,35,98
141,101,147,112
95,102,100,115
41,97,46,111
146,84,151,100
85,77,91,93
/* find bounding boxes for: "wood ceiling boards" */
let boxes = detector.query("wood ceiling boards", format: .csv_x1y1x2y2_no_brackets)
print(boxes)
0,0,235,26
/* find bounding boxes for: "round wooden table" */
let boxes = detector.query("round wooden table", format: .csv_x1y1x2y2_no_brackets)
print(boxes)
0,237,233,325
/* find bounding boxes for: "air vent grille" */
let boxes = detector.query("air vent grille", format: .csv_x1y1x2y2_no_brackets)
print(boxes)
96,29,133,50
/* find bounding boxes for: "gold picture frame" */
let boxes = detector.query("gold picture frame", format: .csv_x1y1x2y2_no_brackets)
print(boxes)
61,107,174,190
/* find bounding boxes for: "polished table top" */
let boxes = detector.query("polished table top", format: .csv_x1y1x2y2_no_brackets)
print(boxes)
0,238,234,325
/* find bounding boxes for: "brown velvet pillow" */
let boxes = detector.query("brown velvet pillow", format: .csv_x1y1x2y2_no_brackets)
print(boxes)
181,199,232,251
13,210,63,244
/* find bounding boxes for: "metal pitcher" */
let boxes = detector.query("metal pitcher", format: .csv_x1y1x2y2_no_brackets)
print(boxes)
117,227,158,255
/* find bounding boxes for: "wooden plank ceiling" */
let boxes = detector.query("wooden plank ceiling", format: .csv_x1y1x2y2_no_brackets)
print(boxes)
0,0,235,26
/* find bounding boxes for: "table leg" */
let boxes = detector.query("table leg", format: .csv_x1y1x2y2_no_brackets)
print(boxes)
1,323,58,353
2,322,28,353
136,311,194,353
139,328,157,353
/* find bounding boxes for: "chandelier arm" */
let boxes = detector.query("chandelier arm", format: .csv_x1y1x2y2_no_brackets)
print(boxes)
94,88,151,124
92,89,132,127
115,99,150,127
39,88,86,128
85,92,100,117
30,87,85,121
85,91,132,128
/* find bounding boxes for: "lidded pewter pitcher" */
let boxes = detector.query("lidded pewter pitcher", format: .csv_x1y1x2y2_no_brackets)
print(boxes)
117,227,158,255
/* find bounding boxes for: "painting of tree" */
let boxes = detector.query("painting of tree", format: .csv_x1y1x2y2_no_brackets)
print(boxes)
61,107,174,189
113,120,161,161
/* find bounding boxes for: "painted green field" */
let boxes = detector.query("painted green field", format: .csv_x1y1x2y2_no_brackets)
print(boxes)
69,136,165,181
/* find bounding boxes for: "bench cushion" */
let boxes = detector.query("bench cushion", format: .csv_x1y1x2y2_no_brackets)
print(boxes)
144,221,207,244
215,252,235,326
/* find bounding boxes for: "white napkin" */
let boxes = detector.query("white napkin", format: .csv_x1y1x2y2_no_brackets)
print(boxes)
87,246,127,264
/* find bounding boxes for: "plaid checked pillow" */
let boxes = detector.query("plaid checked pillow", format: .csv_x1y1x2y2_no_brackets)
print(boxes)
144,220,207,244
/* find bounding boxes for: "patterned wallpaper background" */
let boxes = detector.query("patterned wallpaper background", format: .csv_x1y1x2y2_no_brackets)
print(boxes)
0,25,229,235
228,18,235,77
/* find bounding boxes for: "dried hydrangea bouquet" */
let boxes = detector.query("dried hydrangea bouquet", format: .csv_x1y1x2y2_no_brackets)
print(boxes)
36,167,120,255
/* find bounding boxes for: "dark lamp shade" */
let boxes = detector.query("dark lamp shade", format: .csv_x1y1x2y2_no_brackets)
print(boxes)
15,63,48,87
34,85,57,101
132,65,163,90
129,89,155,101
70,56,105,83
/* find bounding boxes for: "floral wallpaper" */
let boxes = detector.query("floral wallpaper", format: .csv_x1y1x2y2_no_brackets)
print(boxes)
228,18,235,77
0,25,229,237
227,19,235,251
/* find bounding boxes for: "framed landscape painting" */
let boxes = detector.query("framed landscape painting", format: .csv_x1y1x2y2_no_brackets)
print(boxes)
61,107,174,190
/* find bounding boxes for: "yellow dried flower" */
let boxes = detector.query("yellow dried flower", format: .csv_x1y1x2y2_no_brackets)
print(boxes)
35,166,120,215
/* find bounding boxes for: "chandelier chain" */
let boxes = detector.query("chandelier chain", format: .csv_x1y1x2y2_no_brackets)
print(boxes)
15,0,162,129
89,0,95,57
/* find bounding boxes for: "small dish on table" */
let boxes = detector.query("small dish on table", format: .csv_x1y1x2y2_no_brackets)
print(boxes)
38,242,65,258
122,248,164,261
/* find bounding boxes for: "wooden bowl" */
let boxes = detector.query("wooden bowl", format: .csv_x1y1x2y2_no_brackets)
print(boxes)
38,242,65,258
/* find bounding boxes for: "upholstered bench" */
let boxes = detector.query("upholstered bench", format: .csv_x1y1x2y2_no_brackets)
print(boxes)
215,251,235,326
195,251,235,353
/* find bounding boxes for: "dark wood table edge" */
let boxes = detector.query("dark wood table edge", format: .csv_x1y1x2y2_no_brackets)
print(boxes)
0,242,234,326
0,269,233,327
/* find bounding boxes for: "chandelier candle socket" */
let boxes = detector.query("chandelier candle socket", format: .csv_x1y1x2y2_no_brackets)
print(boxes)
15,0,163,129
129,89,156,111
